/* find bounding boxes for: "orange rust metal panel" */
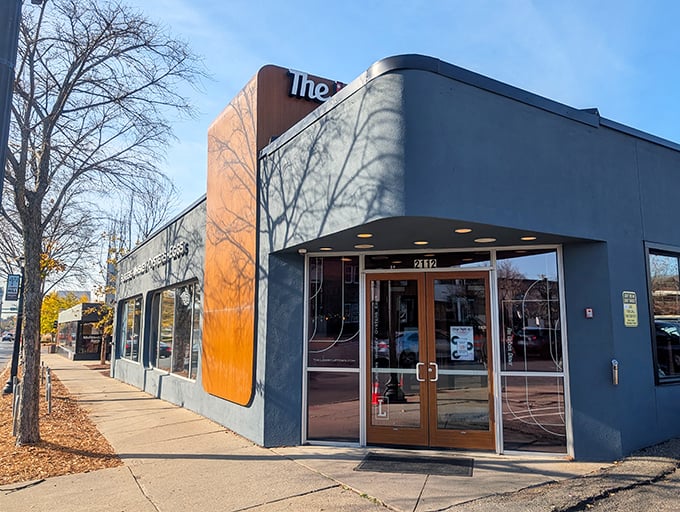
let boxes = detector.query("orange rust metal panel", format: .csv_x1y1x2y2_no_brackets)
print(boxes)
202,65,340,405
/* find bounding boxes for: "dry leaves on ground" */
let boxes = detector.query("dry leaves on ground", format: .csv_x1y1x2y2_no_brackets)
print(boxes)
0,362,122,486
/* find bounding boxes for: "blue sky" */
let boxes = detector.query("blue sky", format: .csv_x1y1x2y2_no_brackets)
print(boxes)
125,0,680,214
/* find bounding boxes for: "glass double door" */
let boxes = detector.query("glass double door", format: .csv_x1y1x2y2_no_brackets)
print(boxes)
366,271,494,450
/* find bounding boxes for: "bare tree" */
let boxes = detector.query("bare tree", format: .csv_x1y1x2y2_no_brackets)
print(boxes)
131,175,180,242
2,0,202,444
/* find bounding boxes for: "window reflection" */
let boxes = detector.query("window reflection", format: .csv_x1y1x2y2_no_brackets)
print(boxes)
501,376,567,453
153,282,200,380
365,251,490,270
497,249,566,454
119,296,142,362
307,257,359,368
307,372,359,442
497,250,562,373
648,250,680,381
306,256,360,444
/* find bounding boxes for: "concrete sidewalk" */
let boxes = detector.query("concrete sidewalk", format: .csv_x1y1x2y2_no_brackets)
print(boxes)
0,354,673,511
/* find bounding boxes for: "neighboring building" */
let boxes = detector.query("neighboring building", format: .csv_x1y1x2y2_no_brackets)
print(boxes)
56,290,91,301
113,55,680,461
56,303,104,360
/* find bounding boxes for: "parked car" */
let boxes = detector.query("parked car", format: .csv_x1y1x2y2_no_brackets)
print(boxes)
2,332,13,342
655,320,680,377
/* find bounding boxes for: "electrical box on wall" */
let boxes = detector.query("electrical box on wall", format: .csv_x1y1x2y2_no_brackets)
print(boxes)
585,308,594,319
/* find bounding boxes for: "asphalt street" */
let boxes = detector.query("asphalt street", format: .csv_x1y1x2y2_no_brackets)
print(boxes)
0,338,13,371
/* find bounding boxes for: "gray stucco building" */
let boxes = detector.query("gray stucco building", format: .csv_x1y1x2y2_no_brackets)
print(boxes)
114,55,680,461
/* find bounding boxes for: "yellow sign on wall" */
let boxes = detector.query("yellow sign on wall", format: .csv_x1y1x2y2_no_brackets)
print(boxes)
622,291,638,327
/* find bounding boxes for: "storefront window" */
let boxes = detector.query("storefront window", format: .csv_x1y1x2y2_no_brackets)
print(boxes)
153,282,200,380
80,323,102,354
501,375,567,453
57,321,78,352
497,249,562,373
119,296,142,362
307,372,360,442
306,256,360,443
496,249,566,453
307,257,360,368
648,249,680,382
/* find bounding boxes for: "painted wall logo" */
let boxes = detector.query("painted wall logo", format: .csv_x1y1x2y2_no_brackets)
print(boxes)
288,69,344,102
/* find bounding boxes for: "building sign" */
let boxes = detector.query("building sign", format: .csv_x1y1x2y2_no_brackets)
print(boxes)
450,326,474,361
622,291,638,327
5,275,21,301
120,241,189,284
288,69,344,102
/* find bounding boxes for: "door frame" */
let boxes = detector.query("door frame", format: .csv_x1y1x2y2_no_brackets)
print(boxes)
364,270,495,450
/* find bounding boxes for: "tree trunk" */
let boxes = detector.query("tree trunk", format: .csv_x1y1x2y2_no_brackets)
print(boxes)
15,224,43,445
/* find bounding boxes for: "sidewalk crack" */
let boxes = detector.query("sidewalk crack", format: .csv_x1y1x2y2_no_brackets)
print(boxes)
562,465,679,512
128,466,160,512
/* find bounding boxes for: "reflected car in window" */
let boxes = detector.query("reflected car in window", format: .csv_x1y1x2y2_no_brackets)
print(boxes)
159,341,172,358
513,327,561,358
372,331,419,368
372,329,471,368
124,335,139,358
655,320,680,377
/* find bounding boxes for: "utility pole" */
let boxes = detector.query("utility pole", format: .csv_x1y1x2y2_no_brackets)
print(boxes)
3,261,24,394
0,0,23,201
0,1,44,201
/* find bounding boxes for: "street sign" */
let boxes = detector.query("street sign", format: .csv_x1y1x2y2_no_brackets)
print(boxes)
5,275,20,301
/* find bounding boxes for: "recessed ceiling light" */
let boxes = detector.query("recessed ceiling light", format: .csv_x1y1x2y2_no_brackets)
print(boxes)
319,247,333,251
474,237,496,244
354,244,374,249
413,240,429,246
455,228,472,234
462,258,474,262
516,250,528,254
424,254,435,257
341,257,353,262
392,260,402,264
520,236,537,241
357,233,373,238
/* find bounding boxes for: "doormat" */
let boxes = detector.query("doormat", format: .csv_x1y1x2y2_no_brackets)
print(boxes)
354,452,474,477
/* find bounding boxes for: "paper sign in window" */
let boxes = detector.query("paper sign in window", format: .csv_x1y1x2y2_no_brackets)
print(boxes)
450,326,474,361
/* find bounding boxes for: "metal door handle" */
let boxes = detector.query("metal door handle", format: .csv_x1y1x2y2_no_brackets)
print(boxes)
416,362,425,382
429,362,439,382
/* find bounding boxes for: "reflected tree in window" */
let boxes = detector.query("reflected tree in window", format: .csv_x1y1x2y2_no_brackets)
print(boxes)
649,251,680,381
